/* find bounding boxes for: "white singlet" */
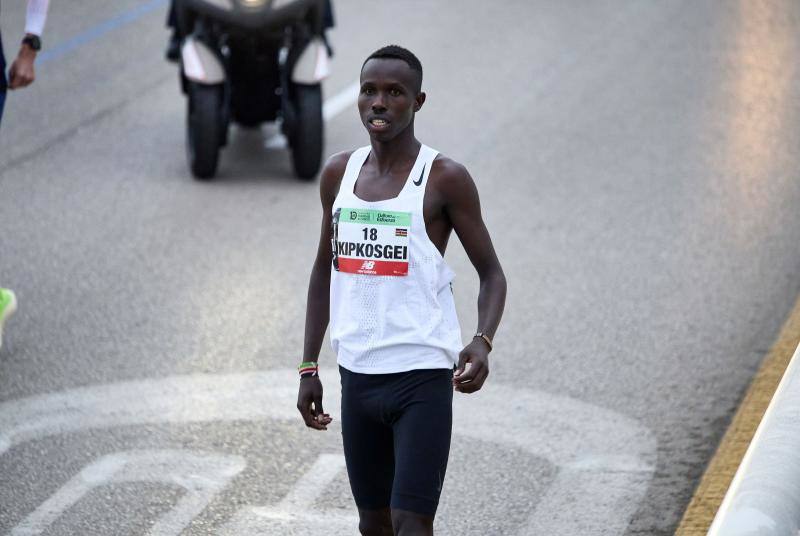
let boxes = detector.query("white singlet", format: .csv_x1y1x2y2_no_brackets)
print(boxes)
329,144,463,374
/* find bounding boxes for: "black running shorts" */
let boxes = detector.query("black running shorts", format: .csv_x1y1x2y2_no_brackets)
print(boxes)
339,366,453,516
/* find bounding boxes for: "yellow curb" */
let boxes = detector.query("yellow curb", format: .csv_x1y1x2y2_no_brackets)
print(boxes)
675,293,800,535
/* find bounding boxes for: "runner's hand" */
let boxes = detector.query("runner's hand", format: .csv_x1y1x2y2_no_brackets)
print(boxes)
9,46,37,89
453,339,490,393
297,376,332,430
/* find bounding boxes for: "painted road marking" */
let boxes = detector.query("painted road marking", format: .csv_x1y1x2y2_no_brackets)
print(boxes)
11,449,245,536
323,81,361,122
0,369,655,535
676,293,800,535
219,453,358,535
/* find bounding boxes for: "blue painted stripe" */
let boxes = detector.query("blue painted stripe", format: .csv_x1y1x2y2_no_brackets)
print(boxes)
38,0,168,66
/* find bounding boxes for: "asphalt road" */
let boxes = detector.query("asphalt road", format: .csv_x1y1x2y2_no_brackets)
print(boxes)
2,1,800,534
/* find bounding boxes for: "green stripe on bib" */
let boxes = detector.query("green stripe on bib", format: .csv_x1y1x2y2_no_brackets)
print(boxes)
340,208,411,227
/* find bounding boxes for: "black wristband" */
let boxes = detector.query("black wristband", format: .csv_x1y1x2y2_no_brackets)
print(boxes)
22,35,41,51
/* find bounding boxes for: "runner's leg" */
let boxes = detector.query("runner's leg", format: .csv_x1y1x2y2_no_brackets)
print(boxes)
357,507,393,536
392,509,434,536
340,367,395,535
389,368,453,532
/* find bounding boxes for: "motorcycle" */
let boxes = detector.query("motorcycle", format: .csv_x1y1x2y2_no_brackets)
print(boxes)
175,0,329,180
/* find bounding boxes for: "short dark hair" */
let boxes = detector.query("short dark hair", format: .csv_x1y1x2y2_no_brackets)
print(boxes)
362,45,423,92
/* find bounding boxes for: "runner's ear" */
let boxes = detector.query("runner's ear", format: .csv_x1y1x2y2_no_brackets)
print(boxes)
414,92,426,112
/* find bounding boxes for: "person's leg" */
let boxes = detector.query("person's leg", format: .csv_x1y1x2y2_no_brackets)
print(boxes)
389,369,454,535
392,509,434,535
0,89,6,126
1,29,8,126
340,368,396,535
357,507,393,536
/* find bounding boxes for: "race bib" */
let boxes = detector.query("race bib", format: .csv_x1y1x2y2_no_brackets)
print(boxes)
332,208,411,276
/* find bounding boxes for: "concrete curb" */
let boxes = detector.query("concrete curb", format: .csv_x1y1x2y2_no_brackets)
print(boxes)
676,295,800,535
707,341,800,535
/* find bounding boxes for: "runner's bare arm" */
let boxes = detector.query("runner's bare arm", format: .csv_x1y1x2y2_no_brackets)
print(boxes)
435,159,507,393
297,152,350,430
301,153,348,365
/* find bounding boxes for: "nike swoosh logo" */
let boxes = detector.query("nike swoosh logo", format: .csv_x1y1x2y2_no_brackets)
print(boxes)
413,165,425,186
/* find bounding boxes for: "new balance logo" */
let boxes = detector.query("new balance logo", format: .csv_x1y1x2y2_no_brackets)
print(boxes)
360,261,375,270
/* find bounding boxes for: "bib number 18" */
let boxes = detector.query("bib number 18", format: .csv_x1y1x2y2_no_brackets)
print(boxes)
333,208,411,276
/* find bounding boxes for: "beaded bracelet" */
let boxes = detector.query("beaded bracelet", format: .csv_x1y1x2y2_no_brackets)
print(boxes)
298,361,319,379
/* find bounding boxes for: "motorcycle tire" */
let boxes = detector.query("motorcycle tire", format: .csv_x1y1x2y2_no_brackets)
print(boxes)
186,83,224,180
289,83,324,181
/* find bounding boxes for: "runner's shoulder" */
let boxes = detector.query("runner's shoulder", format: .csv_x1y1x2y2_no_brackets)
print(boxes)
321,150,354,183
319,150,355,202
429,154,476,198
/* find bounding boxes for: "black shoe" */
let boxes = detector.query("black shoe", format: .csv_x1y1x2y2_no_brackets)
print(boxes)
165,34,180,62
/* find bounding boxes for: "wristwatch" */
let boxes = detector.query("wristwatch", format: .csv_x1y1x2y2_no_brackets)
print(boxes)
474,332,493,351
22,34,42,51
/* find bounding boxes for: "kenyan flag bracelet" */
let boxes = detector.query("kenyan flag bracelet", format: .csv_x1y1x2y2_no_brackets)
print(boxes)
298,361,319,379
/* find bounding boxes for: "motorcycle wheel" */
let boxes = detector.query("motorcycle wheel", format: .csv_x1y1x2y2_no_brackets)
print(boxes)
289,83,324,181
186,82,224,180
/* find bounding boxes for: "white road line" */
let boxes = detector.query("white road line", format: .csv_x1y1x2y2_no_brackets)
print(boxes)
11,456,126,536
220,454,358,535
273,453,346,511
0,369,655,535
11,450,245,536
323,81,360,122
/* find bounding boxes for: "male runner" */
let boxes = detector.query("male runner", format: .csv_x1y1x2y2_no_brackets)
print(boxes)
1,0,49,350
297,45,506,535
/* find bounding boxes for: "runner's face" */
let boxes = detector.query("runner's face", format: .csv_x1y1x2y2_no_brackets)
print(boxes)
359,58,423,142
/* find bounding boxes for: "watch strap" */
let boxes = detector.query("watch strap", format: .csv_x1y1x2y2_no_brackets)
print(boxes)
474,332,493,351
22,34,42,51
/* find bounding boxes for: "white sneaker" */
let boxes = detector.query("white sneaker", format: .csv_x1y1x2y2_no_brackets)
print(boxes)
0,288,18,350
